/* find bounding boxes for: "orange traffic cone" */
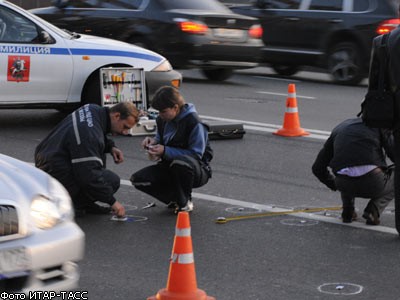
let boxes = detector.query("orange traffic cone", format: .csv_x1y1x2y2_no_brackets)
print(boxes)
274,83,309,137
147,212,215,300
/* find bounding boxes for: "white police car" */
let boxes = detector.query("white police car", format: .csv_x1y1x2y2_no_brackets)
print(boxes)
0,153,84,292
0,1,181,110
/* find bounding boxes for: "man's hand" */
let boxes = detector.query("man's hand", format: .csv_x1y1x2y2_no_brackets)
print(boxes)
142,136,156,149
147,144,164,157
111,147,124,164
111,201,126,217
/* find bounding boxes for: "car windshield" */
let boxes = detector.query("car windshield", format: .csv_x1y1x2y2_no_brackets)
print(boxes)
158,0,231,13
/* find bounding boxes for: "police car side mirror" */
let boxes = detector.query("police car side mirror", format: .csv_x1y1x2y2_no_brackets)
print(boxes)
38,31,53,44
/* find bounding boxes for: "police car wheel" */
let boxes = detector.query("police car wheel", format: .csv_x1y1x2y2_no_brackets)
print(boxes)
82,73,101,106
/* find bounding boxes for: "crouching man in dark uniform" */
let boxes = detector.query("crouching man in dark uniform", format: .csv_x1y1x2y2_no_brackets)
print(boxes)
35,102,139,217
312,118,395,225
130,86,213,212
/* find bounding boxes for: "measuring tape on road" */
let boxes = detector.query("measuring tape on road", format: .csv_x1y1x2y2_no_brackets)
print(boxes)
215,206,342,224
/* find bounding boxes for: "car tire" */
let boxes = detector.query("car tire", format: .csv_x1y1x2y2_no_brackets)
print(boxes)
201,68,233,81
327,42,364,86
82,71,101,106
272,65,299,76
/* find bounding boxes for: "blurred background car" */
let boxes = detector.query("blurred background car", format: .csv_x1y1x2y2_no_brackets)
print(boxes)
31,0,264,81
7,1,52,9
0,153,84,292
224,0,400,85
0,1,181,111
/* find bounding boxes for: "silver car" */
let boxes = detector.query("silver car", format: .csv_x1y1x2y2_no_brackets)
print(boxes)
0,153,84,292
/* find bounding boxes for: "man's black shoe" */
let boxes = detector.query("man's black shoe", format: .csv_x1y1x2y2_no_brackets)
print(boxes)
84,203,112,215
363,203,380,225
341,207,357,223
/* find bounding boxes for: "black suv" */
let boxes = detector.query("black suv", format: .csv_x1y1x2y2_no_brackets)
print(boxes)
31,0,263,81
226,0,399,85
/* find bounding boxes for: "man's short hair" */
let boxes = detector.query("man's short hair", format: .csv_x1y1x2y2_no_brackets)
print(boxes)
151,86,185,111
110,102,139,122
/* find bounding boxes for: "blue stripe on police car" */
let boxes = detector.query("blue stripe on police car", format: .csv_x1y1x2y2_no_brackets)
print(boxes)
0,45,161,62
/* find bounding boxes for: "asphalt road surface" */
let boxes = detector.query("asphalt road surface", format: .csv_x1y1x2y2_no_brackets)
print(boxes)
1,67,399,300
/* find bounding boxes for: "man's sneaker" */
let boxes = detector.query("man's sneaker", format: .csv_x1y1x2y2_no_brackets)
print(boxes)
179,200,194,212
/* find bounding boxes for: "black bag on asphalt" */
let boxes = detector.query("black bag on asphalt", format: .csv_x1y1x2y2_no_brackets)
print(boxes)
359,33,395,128
205,121,246,140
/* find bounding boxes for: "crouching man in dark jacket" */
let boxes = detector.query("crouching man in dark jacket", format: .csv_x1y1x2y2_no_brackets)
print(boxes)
312,118,395,225
35,102,139,217
130,86,213,213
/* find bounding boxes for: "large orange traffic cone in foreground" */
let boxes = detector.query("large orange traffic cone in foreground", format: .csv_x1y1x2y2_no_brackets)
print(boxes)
147,212,215,300
274,83,309,137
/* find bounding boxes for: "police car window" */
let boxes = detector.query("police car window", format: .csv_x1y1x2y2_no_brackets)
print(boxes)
0,7,39,43
100,0,143,9
261,0,301,9
309,0,343,11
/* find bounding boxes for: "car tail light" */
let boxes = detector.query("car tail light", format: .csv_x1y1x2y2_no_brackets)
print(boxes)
249,24,263,39
175,19,208,35
376,19,400,35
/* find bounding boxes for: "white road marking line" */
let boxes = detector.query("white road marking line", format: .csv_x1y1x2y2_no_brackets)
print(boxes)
201,115,330,140
120,180,397,235
256,91,315,99
253,76,300,83
25,169,393,234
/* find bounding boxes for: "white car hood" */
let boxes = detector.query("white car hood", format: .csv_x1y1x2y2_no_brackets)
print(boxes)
68,34,165,65
0,154,47,203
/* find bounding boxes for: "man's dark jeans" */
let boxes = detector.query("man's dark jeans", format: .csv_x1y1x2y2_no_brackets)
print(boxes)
335,168,394,216
131,155,210,207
